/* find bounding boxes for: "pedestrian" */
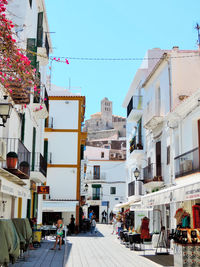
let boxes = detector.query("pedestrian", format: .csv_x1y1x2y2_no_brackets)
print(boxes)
101,210,107,223
51,218,63,250
91,216,96,234
111,214,117,234
69,214,75,234
109,211,114,222
89,210,93,221
116,219,122,237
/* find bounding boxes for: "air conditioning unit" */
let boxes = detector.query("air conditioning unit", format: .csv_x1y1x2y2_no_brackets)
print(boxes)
0,140,6,161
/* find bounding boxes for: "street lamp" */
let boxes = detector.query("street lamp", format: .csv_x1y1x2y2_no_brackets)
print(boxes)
85,183,88,192
134,168,140,180
0,96,12,127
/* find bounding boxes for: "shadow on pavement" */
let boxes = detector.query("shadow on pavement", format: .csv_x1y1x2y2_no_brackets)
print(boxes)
142,254,174,266
70,231,104,238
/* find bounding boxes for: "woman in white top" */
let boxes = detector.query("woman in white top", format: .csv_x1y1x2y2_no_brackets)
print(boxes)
111,214,117,234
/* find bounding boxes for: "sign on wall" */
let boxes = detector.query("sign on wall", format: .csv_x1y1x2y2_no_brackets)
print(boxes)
37,186,50,194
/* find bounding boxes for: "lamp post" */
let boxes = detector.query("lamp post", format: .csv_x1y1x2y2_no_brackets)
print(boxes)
134,168,140,180
84,183,88,192
0,96,12,127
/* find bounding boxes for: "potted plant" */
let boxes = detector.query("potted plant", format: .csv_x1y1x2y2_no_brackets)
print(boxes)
19,161,29,175
6,152,18,169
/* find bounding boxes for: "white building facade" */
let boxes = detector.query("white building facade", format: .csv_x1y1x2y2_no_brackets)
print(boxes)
43,90,86,227
123,47,200,234
0,0,51,222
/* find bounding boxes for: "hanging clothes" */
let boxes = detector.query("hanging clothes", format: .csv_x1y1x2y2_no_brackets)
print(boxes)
140,217,150,239
192,205,200,228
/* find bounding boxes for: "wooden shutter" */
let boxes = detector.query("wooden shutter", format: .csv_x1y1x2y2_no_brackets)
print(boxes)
21,113,25,143
31,127,36,171
37,12,43,47
27,38,37,67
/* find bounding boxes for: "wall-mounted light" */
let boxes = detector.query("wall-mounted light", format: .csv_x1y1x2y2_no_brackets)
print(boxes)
0,96,12,127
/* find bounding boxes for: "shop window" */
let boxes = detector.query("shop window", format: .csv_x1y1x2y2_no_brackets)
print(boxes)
110,187,116,194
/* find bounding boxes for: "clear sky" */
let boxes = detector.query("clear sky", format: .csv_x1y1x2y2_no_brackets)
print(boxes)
45,0,200,120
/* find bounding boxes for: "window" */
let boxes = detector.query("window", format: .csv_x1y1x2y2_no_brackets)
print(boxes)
96,121,99,126
101,152,104,158
110,187,116,194
106,121,108,127
167,146,170,165
93,165,100,179
37,12,43,47
29,0,32,8
92,184,101,200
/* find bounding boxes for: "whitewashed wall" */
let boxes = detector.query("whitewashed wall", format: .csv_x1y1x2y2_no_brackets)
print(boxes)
49,100,79,129
47,168,77,199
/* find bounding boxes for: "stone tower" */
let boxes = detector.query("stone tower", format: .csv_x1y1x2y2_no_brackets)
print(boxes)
101,97,113,129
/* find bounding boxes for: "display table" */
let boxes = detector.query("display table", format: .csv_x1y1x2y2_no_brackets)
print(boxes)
40,225,68,244
174,243,200,266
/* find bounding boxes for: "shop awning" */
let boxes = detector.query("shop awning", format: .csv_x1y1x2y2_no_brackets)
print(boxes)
141,180,200,207
42,200,78,212
0,177,30,198
130,201,153,211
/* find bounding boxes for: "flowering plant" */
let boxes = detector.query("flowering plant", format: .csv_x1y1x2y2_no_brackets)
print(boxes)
0,0,38,104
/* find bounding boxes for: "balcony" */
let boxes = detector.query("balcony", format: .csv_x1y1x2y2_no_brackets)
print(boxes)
143,100,164,129
143,164,163,192
128,181,135,197
32,87,49,120
1,138,31,179
92,194,101,200
85,172,106,183
174,147,200,178
45,116,54,129
30,153,47,183
127,96,143,122
129,135,144,161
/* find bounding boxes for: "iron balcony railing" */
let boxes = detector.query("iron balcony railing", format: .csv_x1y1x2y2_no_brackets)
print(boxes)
86,172,106,180
174,147,199,178
143,163,163,183
45,117,54,128
1,138,31,177
143,164,153,182
127,96,143,117
92,194,101,200
129,135,143,153
128,181,135,197
31,152,47,177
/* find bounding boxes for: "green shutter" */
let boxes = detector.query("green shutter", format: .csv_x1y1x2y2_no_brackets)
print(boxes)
33,193,38,218
44,140,48,162
34,63,40,103
92,184,101,188
21,114,25,143
37,12,43,47
26,199,31,218
32,127,36,171
27,38,37,67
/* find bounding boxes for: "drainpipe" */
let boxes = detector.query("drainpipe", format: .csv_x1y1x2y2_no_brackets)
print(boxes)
166,58,172,112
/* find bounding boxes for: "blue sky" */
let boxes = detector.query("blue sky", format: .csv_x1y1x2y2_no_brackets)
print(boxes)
45,0,200,120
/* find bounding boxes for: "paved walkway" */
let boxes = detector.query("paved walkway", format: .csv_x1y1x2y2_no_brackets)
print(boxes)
11,224,174,267
64,224,173,267
11,238,65,267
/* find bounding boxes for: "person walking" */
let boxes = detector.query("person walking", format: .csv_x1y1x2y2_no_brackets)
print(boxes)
51,218,63,250
101,210,107,224
111,214,117,234
69,214,75,234
116,219,122,237
91,216,96,234
109,211,114,223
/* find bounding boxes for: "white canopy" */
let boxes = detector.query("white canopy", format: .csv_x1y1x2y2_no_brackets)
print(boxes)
141,180,200,207
42,200,78,212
